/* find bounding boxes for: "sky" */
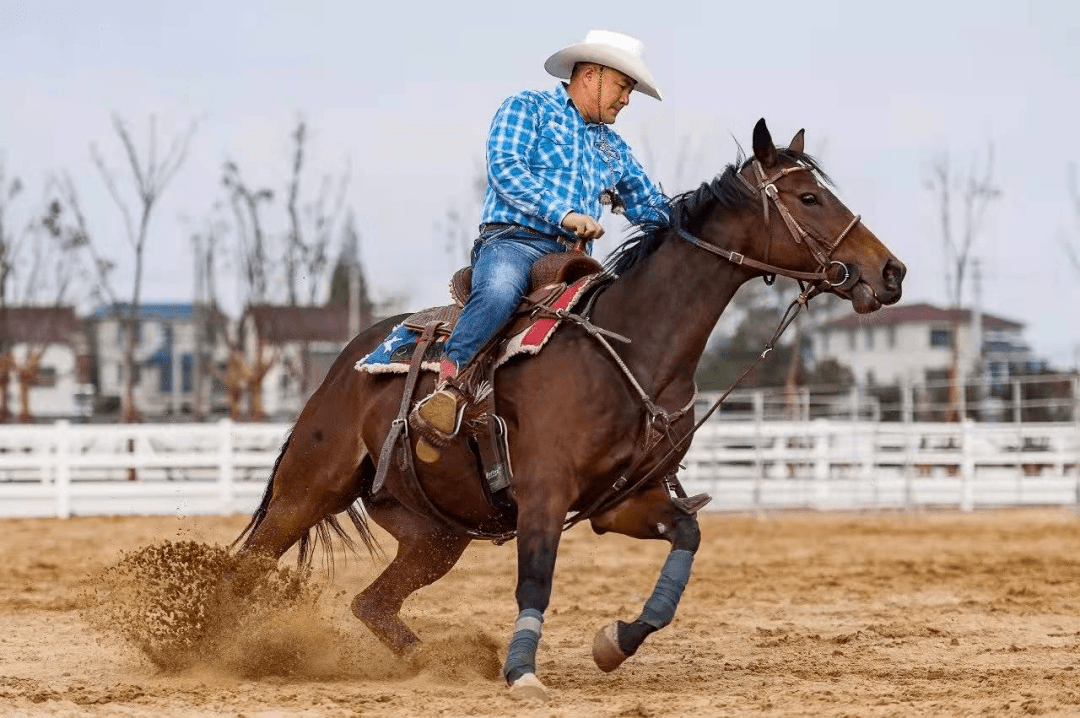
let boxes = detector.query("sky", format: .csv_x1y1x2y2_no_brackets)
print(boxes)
2,0,1079,366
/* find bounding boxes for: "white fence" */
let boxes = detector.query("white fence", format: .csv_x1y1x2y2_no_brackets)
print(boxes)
0,420,285,519
1,419,1079,519
682,420,1080,512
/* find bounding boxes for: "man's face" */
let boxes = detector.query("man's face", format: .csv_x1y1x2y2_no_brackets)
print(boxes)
592,66,636,124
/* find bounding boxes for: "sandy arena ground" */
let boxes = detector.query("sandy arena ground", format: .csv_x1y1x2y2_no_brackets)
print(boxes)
2,508,1080,717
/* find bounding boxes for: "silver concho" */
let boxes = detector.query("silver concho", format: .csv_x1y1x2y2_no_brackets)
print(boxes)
599,189,626,216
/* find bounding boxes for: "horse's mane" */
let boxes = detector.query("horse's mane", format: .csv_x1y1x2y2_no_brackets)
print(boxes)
604,148,832,276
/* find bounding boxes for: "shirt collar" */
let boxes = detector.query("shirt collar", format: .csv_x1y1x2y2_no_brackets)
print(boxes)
555,82,575,108
556,82,603,130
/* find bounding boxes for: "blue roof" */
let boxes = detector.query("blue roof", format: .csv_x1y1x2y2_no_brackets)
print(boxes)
91,302,197,320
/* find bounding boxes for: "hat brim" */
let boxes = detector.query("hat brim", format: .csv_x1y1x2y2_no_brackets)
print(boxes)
544,44,662,101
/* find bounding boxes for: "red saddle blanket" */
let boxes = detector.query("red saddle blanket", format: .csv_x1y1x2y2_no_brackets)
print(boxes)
354,275,600,375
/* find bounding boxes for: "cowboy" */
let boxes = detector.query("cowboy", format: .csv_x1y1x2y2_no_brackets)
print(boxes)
413,30,670,462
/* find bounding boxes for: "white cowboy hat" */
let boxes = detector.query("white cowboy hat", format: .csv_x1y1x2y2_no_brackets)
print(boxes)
544,30,663,101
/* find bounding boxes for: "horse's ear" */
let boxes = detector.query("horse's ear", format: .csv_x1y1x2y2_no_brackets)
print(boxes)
753,118,778,167
788,128,805,155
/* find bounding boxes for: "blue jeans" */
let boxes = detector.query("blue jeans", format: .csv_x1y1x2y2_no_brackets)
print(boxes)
444,227,572,368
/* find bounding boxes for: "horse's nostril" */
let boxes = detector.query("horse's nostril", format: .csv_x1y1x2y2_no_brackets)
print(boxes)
883,258,906,288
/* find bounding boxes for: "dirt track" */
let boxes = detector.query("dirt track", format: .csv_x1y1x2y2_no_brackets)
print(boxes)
3,509,1080,716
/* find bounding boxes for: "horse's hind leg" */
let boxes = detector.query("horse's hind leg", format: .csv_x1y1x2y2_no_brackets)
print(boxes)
352,503,470,655
231,430,369,586
588,483,701,672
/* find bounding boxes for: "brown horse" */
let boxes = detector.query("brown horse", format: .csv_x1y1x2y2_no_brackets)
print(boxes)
230,120,905,700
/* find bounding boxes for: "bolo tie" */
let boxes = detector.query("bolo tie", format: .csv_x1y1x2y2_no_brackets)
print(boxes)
594,66,626,216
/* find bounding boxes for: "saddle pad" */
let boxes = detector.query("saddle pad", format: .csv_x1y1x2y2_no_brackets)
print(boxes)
354,276,596,376
354,323,444,374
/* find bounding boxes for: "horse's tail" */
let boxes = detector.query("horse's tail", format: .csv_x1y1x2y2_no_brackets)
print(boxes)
296,461,383,572
230,432,382,571
230,431,293,553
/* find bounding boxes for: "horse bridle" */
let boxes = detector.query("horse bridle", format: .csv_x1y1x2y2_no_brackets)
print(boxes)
675,158,863,291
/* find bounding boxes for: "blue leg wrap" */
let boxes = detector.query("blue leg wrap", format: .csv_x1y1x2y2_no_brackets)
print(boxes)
502,608,544,683
637,549,694,630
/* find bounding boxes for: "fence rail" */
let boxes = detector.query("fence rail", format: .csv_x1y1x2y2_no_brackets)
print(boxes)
702,373,1080,423
682,420,1080,511
1,419,1079,518
0,420,284,519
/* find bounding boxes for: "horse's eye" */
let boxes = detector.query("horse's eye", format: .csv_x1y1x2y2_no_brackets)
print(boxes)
800,193,818,206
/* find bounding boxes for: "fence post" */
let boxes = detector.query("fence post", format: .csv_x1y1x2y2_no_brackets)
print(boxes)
868,420,879,510
960,419,974,512
1013,379,1022,424
1074,377,1080,512
752,392,764,515
901,377,913,424
903,420,916,510
814,419,829,509
1073,376,1080,426
55,420,71,519
218,418,234,515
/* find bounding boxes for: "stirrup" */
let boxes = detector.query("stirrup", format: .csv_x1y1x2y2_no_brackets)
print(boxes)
409,385,465,462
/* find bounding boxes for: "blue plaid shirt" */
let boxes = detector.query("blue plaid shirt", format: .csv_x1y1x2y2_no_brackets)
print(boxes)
480,83,670,237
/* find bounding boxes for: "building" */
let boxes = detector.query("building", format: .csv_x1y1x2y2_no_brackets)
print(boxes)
0,306,91,420
808,301,1035,387
88,302,225,418
242,304,360,419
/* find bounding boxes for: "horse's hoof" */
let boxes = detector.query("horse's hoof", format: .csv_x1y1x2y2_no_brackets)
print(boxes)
592,622,629,673
400,640,425,667
508,672,549,702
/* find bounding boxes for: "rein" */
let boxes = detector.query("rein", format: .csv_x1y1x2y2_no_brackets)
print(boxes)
563,157,869,529
562,284,818,530
476,156,868,540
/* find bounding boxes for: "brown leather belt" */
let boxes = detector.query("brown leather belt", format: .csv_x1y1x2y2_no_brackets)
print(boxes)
480,223,577,250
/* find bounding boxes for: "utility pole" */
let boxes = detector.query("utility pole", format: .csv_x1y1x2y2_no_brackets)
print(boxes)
192,234,205,421
970,258,984,420
348,263,360,339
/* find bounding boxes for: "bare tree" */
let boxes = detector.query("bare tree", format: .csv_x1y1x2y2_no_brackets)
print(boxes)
222,160,273,307
0,173,88,422
217,121,353,419
924,144,1001,419
12,202,85,422
284,121,307,307
219,162,275,420
0,158,25,422
281,119,352,398
88,115,197,422
298,166,351,305
54,174,118,308
189,208,230,421
189,206,245,422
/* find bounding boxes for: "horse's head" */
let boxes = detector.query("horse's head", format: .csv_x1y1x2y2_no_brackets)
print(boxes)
732,119,906,313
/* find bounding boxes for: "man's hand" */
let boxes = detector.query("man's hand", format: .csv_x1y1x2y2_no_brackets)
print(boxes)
561,212,605,240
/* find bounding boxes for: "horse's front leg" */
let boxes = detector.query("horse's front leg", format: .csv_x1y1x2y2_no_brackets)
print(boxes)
503,489,569,701
588,482,701,672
